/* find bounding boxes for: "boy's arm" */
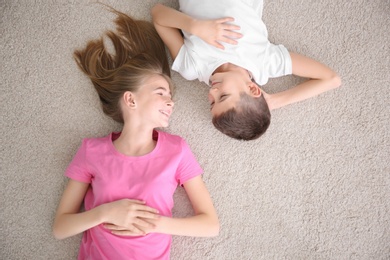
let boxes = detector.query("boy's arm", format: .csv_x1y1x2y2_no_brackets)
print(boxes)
151,4,185,60
151,3,242,56
265,52,341,110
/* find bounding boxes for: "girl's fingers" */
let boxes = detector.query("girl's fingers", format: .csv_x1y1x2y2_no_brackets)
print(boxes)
127,199,146,204
105,224,146,236
111,230,145,236
104,224,127,230
137,211,160,219
134,218,155,228
137,205,159,215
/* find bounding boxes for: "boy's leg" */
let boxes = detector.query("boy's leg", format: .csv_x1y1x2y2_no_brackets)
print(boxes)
240,0,264,18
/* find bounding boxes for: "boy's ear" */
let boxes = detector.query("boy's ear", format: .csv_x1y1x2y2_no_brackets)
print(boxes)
123,91,137,108
248,82,262,97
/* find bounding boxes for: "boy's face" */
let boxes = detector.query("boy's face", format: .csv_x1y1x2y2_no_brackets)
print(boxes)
208,71,253,116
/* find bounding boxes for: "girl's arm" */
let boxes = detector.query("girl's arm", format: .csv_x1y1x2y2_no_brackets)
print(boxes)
265,52,342,110
153,175,220,237
108,175,220,237
52,179,160,239
151,3,242,56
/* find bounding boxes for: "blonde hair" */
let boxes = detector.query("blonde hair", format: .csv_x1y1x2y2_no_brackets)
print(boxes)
74,8,173,123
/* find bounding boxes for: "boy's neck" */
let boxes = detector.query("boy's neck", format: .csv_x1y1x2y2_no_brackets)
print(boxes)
213,62,247,74
213,62,234,73
213,63,252,79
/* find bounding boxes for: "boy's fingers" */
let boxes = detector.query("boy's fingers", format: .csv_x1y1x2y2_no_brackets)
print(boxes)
218,35,238,45
219,17,235,23
224,38,238,45
215,42,225,50
225,24,241,31
228,31,243,38
222,31,242,40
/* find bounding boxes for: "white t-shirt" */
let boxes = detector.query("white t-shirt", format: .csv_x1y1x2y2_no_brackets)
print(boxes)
172,0,292,86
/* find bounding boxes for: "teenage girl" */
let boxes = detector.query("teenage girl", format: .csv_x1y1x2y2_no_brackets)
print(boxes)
53,9,219,260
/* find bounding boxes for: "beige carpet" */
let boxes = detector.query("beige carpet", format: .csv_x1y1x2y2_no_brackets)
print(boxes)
1,0,389,259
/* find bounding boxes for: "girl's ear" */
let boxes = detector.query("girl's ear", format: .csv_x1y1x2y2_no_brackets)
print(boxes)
123,91,137,108
248,82,262,97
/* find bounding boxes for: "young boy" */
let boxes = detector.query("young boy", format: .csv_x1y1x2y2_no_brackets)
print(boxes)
151,0,341,140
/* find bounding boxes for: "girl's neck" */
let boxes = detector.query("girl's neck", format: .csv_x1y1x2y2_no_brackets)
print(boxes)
113,125,156,157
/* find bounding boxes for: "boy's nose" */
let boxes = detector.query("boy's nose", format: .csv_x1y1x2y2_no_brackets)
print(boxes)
208,92,214,103
167,99,174,107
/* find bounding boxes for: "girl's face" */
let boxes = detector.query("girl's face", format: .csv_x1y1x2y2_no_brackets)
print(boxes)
133,75,174,128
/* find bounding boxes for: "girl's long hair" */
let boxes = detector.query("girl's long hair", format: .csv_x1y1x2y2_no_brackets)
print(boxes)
74,8,172,123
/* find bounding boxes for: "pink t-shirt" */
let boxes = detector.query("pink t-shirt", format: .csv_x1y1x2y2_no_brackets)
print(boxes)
65,130,203,260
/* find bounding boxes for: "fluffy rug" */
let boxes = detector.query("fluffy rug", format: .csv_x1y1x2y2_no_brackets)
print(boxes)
1,0,389,259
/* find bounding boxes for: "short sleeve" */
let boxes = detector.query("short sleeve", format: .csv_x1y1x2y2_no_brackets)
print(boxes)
65,139,93,183
265,44,292,79
171,44,199,81
175,139,203,185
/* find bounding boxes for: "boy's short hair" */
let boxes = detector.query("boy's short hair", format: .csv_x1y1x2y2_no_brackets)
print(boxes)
212,92,271,140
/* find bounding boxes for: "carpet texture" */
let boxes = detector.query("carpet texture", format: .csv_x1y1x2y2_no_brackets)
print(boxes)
1,0,389,259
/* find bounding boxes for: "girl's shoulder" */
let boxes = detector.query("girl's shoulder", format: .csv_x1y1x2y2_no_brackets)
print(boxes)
78,133,113,154
156,130,183,145
155,130,191,152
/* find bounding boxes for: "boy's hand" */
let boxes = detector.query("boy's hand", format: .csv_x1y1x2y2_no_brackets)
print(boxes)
192,17,242,49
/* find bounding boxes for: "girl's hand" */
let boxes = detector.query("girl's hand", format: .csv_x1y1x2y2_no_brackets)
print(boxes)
104,219,157,236
192,17,242,49
102,199,160,235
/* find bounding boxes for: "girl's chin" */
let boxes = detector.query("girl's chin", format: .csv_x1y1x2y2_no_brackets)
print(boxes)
159,121,170,128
